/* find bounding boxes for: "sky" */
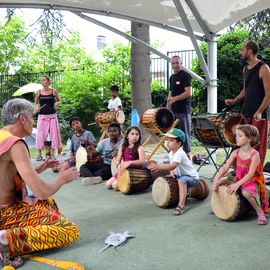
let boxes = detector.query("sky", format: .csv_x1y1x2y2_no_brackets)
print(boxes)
2,8,195,55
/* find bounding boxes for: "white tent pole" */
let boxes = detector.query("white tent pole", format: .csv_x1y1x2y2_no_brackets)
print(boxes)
173,0,212,84
207,34,218,113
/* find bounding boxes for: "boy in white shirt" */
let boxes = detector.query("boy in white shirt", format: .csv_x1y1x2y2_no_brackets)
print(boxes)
148,128,199,215
107,84,122,111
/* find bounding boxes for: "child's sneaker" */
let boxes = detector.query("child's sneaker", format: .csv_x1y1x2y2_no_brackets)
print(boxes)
81,176,102,186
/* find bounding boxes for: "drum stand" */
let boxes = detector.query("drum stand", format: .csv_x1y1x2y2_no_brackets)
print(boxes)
142,119,180,161
192,116,232,179
97,123,125,144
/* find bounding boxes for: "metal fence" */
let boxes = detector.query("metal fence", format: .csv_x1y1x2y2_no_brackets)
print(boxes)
150,49,197,89
0,50,196,106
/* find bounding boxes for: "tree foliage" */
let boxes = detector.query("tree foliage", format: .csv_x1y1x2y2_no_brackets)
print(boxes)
231,9,270,50
191,29,249,115
0,16,27,74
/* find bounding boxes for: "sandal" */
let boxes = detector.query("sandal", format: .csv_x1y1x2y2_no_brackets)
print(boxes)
257,212,268,225
35,156,43,161
172,205,185,216
0,242,24,268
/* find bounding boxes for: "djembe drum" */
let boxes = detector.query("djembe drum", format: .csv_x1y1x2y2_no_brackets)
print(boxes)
211,185,251,221
75,146,87,171
152,176,179,208
118,168,152,195
188,178,209,200
111,156,118,175
141,107,174,132
193,113,245,147
44,140,52,157
95,111,125,125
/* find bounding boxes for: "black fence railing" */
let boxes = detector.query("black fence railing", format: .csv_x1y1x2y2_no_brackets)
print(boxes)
0,69,83,106
0,50,196,106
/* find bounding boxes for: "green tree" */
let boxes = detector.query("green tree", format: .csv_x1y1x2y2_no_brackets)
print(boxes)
0,16,28,74
231,9,270,50
191,29,248,115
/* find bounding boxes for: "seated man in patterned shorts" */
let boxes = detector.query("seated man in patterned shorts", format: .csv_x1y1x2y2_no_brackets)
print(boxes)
0,98,80,268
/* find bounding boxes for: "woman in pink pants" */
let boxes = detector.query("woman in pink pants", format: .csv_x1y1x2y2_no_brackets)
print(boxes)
34,75,62,161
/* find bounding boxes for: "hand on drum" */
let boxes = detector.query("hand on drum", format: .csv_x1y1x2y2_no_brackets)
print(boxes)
148,162,159,171
212,180,221,192
118,161,131,175
227,182,240,194
224,99,235,107
167,96,175,107
254,112,262,121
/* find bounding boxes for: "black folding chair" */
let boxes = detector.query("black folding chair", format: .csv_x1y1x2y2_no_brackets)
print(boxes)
192,116,232,178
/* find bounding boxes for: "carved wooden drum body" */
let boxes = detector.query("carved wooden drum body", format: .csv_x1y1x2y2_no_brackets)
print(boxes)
188,178,209,200
95,111,125,125
118,168,152,195
141,108,174,132
193,113,246,147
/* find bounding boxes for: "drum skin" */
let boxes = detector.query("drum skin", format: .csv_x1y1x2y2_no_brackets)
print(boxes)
211,185,251,221
141,108,174,132
152,176,179,208
111,156,118,175
75,146,88,171
118,168,152,195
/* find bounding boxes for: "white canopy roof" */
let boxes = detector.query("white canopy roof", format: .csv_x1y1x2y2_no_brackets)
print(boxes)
1,0,270,36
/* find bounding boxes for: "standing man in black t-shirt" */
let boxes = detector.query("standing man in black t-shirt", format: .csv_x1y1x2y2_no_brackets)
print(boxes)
167,55,192,156
225,41,270,165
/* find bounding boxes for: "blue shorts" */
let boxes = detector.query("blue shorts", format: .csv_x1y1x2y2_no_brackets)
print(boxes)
175,175,199,187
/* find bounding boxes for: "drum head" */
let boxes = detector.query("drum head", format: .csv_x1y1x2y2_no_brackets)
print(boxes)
111,157,118,175
75,146,88,171
152,177,171,208
223,114,245,146
118,169,130,194
116,111,125,124
211,185,240,221
155,108,174,131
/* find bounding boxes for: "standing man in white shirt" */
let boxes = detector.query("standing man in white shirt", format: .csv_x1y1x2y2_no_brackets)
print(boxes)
107,84,123,111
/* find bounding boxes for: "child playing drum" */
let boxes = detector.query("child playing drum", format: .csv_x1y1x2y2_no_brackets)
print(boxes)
212,124,268,225
106,126,145,191
148,128,199,215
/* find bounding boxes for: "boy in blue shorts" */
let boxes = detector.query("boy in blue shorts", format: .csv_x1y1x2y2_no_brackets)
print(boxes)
148,128,199,215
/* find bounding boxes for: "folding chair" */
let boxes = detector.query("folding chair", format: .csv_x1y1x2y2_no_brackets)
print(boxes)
192,116,232,178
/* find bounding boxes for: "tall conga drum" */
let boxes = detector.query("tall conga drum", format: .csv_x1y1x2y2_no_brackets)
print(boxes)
188,178,209,200
95,111,125,125
118,168,152,195
152,176,179,208
141,108,174,132
211,185,251,221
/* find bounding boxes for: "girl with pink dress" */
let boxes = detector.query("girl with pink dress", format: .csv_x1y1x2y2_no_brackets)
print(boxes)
106,126,145,191
212,124,268,225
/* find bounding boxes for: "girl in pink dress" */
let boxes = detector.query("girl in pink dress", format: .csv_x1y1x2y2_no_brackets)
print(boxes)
213,124,268,225
106,126,145,190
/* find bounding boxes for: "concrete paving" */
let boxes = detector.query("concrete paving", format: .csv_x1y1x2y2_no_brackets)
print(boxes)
18,153,270,270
